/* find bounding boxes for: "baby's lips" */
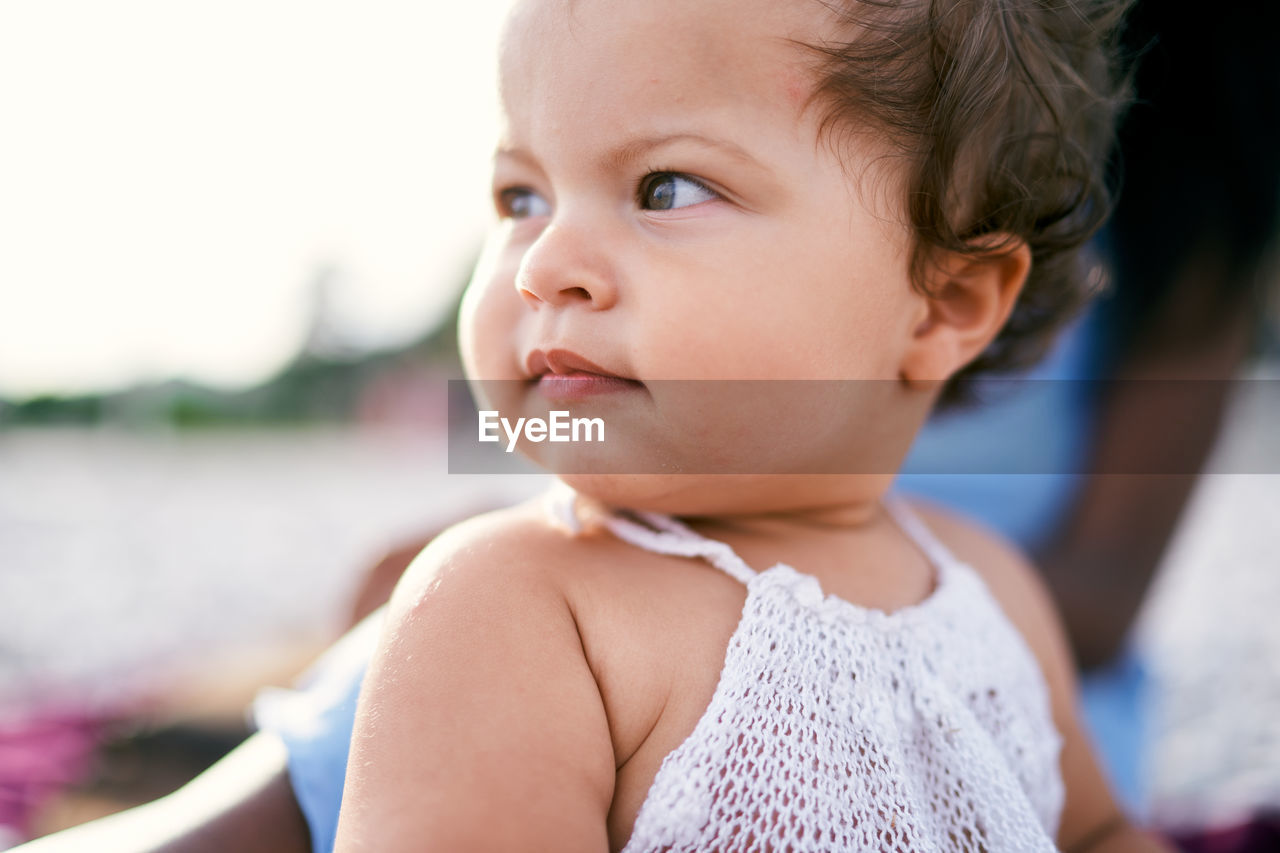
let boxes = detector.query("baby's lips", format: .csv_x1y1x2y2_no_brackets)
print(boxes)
536,372,643,402
524,347,634,382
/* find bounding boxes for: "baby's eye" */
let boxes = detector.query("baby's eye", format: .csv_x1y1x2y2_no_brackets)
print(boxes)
638,173,719,211
496,187,551,220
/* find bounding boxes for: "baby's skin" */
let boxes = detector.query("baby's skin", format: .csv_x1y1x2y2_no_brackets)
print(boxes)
341,494,1120,851
334,0,1171,851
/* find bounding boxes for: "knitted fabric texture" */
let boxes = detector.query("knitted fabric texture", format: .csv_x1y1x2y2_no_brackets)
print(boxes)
563,489,1065,852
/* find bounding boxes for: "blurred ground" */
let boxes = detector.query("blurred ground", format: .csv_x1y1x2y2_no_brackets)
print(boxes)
0,426,540,712
0,370,1277,840
0,425,542,837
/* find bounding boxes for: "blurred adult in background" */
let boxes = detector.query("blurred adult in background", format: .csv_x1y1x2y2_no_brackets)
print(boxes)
1043,0,1279,672
908,0,1279,823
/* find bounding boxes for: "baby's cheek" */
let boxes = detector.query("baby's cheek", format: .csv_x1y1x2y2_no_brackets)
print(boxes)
780,67,813,111
458,277,523,381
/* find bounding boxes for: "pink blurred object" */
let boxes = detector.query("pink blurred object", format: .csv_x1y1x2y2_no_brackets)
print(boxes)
0,709,104,842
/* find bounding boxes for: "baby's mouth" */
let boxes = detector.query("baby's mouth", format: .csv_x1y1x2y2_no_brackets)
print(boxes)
536,372,643,402
525,348,645,402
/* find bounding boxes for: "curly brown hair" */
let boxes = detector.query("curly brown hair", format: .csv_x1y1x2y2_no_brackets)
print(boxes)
803,0,1132,404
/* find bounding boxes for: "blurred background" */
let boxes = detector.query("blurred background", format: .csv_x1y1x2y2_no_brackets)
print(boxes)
1,1,1278,850
0,1,546,844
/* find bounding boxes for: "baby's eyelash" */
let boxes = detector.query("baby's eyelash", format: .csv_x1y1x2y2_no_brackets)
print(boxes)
634,170,721,210
493,185,547,220
493,186,523,214
635,170,714,195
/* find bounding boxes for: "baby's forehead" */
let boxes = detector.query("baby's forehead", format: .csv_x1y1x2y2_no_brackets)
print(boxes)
496,0,833,140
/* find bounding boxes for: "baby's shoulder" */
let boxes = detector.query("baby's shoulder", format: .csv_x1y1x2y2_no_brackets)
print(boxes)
344,495,619,847
386,492,652,628
908,501,1039,596
389,495,593,610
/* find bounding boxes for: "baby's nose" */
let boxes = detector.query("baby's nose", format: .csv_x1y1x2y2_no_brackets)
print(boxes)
514,223,618,310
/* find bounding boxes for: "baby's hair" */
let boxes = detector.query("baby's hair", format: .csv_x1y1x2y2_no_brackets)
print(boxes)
803,0,1132,405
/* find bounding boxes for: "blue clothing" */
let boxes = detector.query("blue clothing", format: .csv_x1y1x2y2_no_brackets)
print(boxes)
254,612,382,853
1078,650,1150,817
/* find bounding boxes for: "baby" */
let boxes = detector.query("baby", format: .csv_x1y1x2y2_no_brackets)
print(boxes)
333,0,1166,851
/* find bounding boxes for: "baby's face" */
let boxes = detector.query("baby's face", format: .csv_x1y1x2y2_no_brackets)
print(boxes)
459,0,930,512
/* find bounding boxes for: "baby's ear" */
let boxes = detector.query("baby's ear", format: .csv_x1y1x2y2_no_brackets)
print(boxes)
899,236,1031,383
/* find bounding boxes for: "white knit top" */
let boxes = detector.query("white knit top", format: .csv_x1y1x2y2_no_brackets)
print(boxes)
553,488,1065,852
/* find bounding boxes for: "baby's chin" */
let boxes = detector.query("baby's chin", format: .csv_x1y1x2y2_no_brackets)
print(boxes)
555,473,897,519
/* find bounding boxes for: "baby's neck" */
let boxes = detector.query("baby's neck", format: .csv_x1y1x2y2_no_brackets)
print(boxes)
663,496,937,613
682,499,885,535
555,473,900,528
559,481,935,610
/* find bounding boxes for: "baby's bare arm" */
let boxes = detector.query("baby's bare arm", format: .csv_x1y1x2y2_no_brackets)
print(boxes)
914,504,1175,853
334,508,616,852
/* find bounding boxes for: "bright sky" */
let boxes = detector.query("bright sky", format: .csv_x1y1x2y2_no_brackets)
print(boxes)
0,1,505,398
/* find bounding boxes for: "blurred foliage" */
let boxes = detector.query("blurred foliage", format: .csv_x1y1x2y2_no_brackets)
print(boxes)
0,287,463,429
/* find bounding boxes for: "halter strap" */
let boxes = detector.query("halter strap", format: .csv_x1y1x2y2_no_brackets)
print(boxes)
881,494,960,572
603,511,759,586
545,481,958,587
544,481,758,585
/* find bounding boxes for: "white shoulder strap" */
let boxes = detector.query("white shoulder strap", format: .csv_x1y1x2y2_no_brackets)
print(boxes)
552,484,963,585
882,494,961,572
604,510,759,586
544,481,757,586
545,478,585,533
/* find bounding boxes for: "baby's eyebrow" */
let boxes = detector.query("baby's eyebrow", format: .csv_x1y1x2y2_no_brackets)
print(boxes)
601,133,767,173
493,146,539,169
492,133,768,174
